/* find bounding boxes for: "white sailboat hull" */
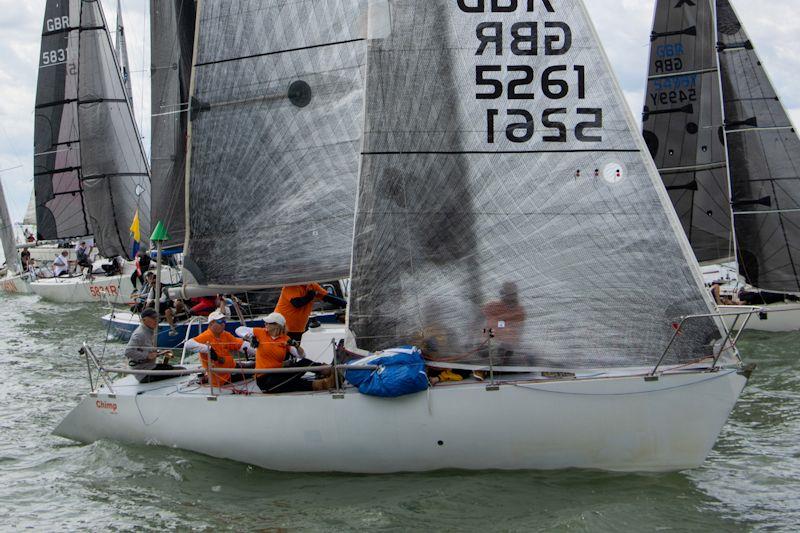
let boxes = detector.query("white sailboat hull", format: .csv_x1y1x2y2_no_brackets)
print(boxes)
720,304,800,332
54,367,747,473
30,274,135,303
1,274,33,295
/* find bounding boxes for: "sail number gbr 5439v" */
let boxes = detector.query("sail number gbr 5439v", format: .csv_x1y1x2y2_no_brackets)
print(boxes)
459,0,602,145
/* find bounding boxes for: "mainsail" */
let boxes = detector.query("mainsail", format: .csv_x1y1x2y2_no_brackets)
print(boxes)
642,0,732,264
78,0,151,259
115,0,134,107
150,0,195,249
33,0,90,241
348,0,720,369
716,0,800,292
185,0,368,287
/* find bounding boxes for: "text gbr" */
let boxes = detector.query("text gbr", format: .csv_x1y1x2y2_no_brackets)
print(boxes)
459,0,602,144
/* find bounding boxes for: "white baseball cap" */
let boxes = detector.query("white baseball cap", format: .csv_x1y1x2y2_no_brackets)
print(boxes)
262,312,286,327
207,310,227,323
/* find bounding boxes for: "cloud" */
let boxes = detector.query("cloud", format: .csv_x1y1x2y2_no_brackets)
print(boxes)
0,0,798,231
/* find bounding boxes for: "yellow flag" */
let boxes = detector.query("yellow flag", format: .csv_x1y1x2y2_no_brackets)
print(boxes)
129,208,141,241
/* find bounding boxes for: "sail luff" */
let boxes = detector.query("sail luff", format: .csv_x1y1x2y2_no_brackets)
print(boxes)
0,178,19,273
716,0,800,292
115,0,134,108
349,0,722,369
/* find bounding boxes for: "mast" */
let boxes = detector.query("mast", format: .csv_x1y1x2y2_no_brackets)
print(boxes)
0,177,19,274
115,0,134,108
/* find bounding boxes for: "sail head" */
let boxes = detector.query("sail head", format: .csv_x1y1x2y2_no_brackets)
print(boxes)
716,0,800,292
185,0,368,287
348,0,721,369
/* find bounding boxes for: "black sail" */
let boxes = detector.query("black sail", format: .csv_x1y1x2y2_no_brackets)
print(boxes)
643,0,732,264
78,0,151,260
150,0,195,249
33,0,90,241
716,0,800,292
185,0,367,287
348,0,720,369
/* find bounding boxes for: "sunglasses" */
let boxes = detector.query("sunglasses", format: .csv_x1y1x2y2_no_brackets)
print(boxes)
213,319,226,325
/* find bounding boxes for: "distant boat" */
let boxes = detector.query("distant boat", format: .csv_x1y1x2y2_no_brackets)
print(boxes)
643,0,800,331
57,0,751,473
29,0,152,303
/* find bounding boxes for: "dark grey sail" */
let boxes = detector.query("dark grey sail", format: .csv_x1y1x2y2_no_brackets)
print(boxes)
79,0,151,259
716,0,800,292
185,0,367,287
115,0,133,107
150,0,195,249
643,0,732,264
348,0,720,369
33,0,90,241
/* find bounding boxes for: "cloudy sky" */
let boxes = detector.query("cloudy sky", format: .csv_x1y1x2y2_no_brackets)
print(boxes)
0,0,798,225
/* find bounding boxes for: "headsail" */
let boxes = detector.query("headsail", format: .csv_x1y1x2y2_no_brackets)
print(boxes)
348,0,720,369
79,0,151,259
22,189,37,227
716,0,800,292
33,0,90,241
150,0,195,249
115,0,134,107
184,0,368,288
0,178,19,273
643,0,732,264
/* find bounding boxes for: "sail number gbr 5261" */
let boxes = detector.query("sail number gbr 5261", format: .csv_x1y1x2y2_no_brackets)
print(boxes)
462,0,603,144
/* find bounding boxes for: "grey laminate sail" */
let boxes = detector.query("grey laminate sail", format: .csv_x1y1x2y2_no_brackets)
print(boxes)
716,0,800,292
185,0,367,287
150,0,195,249
33,0,90,241
115,0,133,107
0,178,19,273
79,0,150,259
348,0,720,369
643,0,732,264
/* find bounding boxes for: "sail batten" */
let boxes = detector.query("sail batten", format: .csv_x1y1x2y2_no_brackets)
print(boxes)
348,0,720,369
185,0,368,287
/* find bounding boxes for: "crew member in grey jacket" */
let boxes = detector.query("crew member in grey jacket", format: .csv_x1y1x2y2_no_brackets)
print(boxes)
125,308,182,383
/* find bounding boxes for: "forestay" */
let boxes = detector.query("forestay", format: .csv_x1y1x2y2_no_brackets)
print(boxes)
185,0,368,287
643,0,732,264
348,0,720,369
33,0,90,241
716,0,800,292
150,0,195,249
79,0,151,259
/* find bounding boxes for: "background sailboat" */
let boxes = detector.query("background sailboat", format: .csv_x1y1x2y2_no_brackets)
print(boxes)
643,0,800,331
56,0,749,474
29,0,154,303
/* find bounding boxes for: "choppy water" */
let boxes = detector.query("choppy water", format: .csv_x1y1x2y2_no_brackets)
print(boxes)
1,293,798,532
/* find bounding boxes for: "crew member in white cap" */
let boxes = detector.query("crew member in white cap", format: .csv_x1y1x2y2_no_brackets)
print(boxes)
235,312,334,393
185,310,253,387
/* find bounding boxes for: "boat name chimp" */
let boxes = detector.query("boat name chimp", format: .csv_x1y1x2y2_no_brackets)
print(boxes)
95,400,118,413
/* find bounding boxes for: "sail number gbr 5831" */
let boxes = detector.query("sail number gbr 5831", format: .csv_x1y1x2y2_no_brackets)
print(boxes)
461,0,602,145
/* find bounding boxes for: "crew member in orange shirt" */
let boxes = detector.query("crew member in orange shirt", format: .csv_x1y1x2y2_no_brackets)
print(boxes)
236,312,334,393
185,311,252,387
274,283,347,341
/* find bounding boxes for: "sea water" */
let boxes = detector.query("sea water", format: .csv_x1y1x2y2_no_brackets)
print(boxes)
1,293,798,531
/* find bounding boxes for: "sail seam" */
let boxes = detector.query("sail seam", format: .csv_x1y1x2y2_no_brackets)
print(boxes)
725,126,794,134
362,149,640,155
648,68,717,80
735,208,800,216
194,38,366,68
34,166,81,177
80,172,150,181
659,162,727,174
